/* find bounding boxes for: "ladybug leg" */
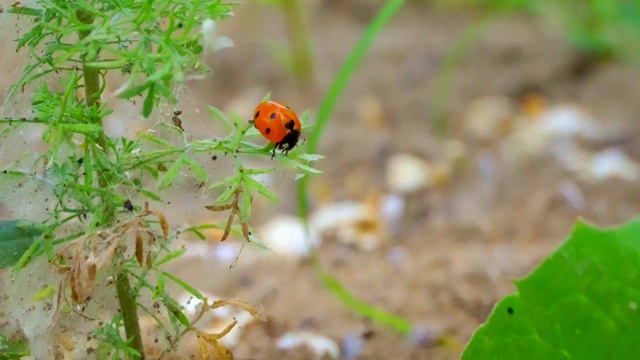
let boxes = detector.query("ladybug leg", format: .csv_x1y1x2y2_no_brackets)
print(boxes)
271,144,278,159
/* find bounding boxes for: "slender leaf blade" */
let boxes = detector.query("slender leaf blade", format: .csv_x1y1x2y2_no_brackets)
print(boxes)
158,156,185,190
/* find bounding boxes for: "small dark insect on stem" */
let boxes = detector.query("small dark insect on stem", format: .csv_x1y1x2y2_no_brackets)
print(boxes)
172,110,184,131
124,199,134,212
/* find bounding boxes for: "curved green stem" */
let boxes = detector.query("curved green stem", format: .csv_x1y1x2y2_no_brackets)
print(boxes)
297,0,404,217
296,0,412,335
431,14,496,135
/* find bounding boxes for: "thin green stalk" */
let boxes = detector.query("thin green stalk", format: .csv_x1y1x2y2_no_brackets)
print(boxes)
76,9,145,358
430,14,495,135
280,0,314,85
0,118,49,124
76,9,109,152
76,10,101,110
116,271,145,359
296,0,412,334
81,52,101,110
77,10,112,218
315,263,412,334
298,0,405,218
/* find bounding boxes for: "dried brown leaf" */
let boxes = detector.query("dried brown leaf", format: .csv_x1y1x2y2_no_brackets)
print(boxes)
85,262,97,297
54,275,67,314
55,265,71,273
196,325,235,360
135,231,144,266
58,335,75,351
220,212,235,242
70,269,80,303
213,340,234,360
198,319,237,342
205,203,234,212
52,239,81,269
159,213,169,238
54,345,64,360
210,298,265,321
197,334,210,360
97,235,121,269
240,221,250,241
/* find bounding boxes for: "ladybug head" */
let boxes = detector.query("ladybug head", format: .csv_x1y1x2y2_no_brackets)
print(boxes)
277,129,301,151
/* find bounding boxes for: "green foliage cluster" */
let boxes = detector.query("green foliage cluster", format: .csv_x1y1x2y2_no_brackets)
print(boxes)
434,0,640,61
8,0,233,115
542,0,640,61
0,0,320,358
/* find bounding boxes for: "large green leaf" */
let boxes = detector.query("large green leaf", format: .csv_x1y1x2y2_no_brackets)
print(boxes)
463,219,640,359
0,220,44,269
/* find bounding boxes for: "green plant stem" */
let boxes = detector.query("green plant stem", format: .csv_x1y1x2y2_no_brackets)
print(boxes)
296,0,412,335
315,263,412,334
430,14,495,135
76,10,109,151
0,117,49,124
81,53,101,110
116,271,145,359
297,0,405,218
280,0,314,85
77,10,113,218
76,9,144,358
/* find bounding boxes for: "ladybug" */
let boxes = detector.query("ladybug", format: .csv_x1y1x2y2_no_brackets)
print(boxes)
252,101,302,158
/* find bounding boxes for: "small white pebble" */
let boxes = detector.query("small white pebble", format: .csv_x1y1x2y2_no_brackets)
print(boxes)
558,180,585,210
341,332,364,360
386,153,433,193
276,331,340,359
381,194,405,234
588,148,640,182
259,216,320,257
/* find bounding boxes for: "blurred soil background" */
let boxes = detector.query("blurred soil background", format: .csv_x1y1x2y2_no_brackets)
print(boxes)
3,0,640,359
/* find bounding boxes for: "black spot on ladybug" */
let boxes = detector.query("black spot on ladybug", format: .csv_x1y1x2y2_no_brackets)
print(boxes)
270,112,277,119
507,307,514,315
285,119,295,130
265,128,271,134
254,111,260,119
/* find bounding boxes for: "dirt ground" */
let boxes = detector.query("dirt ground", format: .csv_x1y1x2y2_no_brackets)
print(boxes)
3,1,640,359
161,2,640,359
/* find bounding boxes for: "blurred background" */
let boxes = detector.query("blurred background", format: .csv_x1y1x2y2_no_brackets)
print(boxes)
3,0,640,358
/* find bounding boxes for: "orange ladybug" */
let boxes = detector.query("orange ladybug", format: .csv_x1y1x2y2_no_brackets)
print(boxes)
252,101,302,158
